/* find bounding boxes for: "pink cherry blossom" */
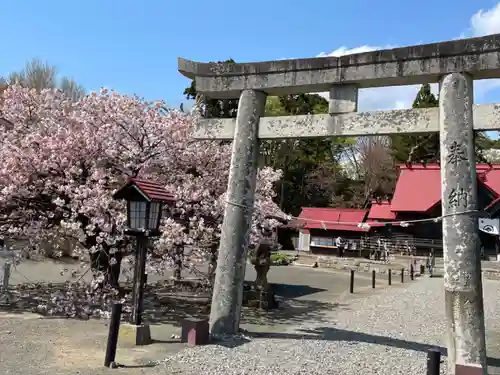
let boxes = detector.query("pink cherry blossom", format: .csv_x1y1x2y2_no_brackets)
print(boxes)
0,85,288,280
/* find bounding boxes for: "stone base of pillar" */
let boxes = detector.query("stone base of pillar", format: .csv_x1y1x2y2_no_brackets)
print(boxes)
181,318,209,346
243,289,278,310
455,363,483,375
118,323,152,346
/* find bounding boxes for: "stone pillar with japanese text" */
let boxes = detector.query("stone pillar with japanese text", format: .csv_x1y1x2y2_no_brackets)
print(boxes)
439,73,487,373
209,90,267,335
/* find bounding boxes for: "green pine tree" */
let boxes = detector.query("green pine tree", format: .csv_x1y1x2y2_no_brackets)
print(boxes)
412,83,438,108
182,59,238,118
390,83,498,164
390,84,439,163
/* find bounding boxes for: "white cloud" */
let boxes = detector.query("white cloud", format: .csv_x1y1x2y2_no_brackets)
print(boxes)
470,3,500,36
468,3,500,99
317,45,384,57
318,2,500,111
317,45,428,111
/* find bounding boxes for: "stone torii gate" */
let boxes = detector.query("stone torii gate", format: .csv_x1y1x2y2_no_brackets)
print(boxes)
178,34,500,373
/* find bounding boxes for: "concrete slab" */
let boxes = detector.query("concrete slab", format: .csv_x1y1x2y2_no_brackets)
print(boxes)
118,323,152,346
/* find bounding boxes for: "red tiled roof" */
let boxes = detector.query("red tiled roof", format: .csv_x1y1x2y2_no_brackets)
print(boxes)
130,178,176,202
296,207,369,232
391,164,500,213
477,165,500,195
368,200,397,220
391,164,442,212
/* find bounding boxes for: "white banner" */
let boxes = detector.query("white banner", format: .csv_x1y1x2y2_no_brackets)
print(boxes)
478,218,500,235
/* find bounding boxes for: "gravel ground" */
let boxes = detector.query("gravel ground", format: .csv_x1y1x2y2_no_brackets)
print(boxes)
0,263,376,374
2,259,498,375
155,277,500,375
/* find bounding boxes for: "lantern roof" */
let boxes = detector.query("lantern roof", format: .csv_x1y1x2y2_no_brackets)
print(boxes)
113,178,176,203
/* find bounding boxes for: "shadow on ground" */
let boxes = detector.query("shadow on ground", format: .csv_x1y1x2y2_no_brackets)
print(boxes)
245,327,500,368
271,283,325,299
0,280,344,328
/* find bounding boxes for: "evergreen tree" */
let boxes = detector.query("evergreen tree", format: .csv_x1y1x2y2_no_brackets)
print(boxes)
412,83,438,108
183,59,238,118
390,84,439,163
390,83,499,164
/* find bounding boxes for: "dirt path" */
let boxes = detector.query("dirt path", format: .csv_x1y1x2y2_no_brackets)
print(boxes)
0,312,184,375
0,260,413,374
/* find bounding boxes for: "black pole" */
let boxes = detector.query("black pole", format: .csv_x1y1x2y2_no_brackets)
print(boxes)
388,269,392,285
401,268,404,283
426,349,441,375
104,303,122,368
130,235,148,326
410,264,414,280
349,270,354,293
372,270,376,288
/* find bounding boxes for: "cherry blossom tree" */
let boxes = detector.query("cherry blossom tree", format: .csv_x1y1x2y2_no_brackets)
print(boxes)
0,85,286,288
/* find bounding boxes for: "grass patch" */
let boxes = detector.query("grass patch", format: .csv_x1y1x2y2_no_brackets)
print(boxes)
270,253,293,266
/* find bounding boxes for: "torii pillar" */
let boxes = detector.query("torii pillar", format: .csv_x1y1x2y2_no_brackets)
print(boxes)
209,90,267,334
440,73,487,373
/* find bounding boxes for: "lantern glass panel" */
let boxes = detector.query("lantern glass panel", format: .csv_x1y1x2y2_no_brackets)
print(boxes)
129,201,147,230
148,201,161,230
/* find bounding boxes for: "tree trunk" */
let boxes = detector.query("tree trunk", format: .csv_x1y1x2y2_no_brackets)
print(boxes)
279,161,288,210
254,264,270,291
174,245,183,280
90,248,124,289
208,243,218,286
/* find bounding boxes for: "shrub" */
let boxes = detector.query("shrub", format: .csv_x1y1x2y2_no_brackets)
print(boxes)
270,252,292,265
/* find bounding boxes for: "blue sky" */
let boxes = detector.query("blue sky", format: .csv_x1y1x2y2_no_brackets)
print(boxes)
2,0,500,111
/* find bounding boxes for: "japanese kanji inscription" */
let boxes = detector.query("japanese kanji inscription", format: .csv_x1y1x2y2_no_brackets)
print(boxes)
446,141,468,166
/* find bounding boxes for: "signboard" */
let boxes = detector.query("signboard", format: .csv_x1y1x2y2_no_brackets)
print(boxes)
478,218,500,235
